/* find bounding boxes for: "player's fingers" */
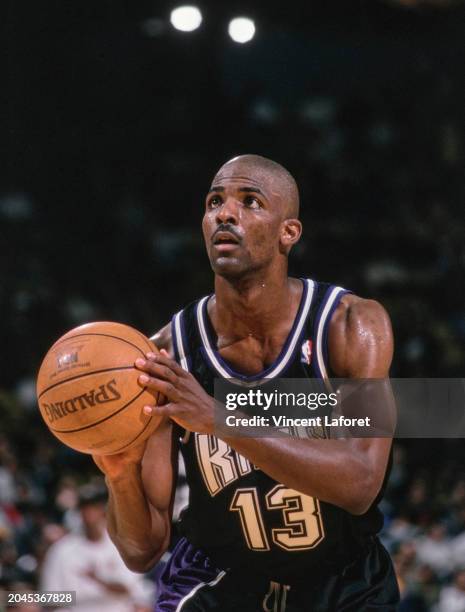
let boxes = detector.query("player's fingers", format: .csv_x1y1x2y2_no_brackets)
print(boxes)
135,359,178,384
144,402,182,417
138,375,180,402
146,351,187,377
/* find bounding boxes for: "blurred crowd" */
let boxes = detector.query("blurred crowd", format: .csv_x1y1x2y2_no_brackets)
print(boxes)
1,420,465,610
382,442,465,611
0,428,158,611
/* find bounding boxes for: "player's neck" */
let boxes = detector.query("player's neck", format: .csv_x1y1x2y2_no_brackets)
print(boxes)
212,271,301,338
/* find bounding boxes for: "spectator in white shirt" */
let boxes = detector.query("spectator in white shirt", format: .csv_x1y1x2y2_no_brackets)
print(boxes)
40,485,154,612
437,569,465,612
416,523,454,579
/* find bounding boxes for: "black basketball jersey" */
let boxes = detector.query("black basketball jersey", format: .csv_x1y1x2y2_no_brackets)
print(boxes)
169,279,387,583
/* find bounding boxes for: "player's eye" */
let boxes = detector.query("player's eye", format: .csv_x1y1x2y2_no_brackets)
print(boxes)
243,195,261,210
208,195,222,209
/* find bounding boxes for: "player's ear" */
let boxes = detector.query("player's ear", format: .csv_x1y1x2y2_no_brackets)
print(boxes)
279,218,302,254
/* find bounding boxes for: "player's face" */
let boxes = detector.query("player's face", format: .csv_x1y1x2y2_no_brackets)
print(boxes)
202,170,284,278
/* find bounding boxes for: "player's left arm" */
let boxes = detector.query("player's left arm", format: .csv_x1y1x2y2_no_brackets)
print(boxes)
137,295,394,515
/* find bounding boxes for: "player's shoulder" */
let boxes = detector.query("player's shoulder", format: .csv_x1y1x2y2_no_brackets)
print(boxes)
150,322,173,356
148,295,208,358
328,293,393,377
331,293,392,332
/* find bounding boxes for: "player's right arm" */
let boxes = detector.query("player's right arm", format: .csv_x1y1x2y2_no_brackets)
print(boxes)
94,323,177,573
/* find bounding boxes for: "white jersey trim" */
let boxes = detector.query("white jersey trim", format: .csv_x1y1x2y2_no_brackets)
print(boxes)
171,310,191,444
196,279,315,386
173,310,190,373
175,570,227,611
314,286,346,381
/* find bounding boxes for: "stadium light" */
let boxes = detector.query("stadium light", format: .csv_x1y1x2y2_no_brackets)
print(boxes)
170,6,203,32
228,17,256,44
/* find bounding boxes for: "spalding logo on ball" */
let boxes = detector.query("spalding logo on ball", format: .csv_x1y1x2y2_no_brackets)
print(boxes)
36,321,163,455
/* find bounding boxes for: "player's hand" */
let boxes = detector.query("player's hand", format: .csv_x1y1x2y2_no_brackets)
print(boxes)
92,439,147,480
135,351,215,434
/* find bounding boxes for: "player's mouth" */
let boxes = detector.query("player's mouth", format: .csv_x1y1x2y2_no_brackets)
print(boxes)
212,231,241,251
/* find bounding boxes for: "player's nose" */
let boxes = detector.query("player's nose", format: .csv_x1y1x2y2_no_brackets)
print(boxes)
215,197,239,225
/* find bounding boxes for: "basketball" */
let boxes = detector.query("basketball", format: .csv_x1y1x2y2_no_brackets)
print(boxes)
36,321,163,456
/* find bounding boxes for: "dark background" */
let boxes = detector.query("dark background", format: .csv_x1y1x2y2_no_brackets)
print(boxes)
3,0,465,386
1,1,465,610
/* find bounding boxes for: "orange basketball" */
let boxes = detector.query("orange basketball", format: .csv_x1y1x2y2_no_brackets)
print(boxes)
36,321,163,456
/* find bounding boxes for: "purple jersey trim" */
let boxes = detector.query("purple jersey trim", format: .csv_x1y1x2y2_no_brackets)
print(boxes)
155,538,224,611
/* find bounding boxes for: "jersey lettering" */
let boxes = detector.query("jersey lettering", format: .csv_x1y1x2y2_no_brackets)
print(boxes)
195,434,256,496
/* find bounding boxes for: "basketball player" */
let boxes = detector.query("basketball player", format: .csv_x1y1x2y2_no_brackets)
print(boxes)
94,155,400,611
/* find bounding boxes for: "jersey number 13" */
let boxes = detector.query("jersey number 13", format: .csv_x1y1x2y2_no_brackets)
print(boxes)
230,485,325,551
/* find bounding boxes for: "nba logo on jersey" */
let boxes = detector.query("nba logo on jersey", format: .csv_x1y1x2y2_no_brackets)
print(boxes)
300,339,312,365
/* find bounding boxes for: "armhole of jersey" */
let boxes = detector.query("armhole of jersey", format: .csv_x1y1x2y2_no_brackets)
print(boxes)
313,286,351,380
171,309,191,444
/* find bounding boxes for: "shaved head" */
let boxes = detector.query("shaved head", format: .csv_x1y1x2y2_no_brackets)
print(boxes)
203,154,303,278
212,154,300,219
